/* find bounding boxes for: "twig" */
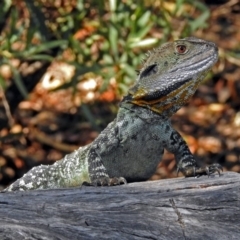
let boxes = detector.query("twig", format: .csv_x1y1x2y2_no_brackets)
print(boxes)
0,85,14,127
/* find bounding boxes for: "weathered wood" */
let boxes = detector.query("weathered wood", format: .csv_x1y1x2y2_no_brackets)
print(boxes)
0,172,239,240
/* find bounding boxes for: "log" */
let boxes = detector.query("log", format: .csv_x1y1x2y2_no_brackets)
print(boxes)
0,171,240,240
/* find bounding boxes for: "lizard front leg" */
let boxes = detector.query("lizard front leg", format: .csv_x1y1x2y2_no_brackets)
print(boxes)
87,145,126,186
85,119,127,187
163,124,222,177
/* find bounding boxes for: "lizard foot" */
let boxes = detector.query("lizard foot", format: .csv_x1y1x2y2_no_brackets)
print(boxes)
91,177,127,186
178,163,223,177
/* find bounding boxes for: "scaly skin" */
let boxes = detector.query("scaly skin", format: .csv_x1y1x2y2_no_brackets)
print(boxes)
4,37,222,192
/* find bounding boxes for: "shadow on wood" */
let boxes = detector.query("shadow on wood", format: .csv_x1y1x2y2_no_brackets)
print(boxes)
0,172,240,240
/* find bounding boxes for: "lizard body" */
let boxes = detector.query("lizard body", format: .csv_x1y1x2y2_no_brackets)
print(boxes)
4,37,221,192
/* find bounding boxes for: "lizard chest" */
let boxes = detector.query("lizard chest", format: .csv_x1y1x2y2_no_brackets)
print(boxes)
100,115,165,181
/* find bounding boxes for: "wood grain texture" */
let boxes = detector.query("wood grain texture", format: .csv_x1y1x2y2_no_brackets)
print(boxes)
0,171,240,240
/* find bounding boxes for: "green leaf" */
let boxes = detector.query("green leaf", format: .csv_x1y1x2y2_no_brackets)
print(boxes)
0,0,12,23
24,40,67,56
137,11,151,27
129,38,158,48
25,28,37,49
25,0,50,41
109,25,118,60
0,74,7,89
10,65,28,98
174,0,184,15
128,23,152,42
121,63,136,78
103,52,114,65
23,54,54,61
119,52,128,63
189,10,209,32
109,0,117,12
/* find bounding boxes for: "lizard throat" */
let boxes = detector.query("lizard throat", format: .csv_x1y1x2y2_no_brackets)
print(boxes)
123,80,199,116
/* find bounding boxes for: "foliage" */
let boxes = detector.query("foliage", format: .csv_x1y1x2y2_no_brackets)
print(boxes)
0,0,211,97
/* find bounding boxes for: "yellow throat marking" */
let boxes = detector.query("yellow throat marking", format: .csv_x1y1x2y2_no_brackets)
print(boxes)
130,80,198,115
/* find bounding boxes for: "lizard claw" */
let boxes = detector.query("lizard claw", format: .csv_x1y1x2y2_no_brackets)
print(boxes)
178,163,223,178
204,163,223,177
91,177,127,186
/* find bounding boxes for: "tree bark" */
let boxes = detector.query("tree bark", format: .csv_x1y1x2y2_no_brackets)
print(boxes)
0,171,240,240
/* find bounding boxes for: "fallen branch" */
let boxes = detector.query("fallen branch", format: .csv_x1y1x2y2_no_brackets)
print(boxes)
0,172,240,239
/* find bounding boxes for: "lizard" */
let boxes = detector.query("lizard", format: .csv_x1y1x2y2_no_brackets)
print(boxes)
3,37,222,192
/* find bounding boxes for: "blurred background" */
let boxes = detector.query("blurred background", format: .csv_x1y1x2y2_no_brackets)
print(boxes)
0,0,239,189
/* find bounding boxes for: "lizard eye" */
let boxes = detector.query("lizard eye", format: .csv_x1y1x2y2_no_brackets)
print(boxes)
176,45,188,54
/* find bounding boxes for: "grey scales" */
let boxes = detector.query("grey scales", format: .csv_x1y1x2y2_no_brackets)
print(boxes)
4,37,222,192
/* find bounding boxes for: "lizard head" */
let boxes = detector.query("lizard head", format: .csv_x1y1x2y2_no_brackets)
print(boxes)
123,37,218,116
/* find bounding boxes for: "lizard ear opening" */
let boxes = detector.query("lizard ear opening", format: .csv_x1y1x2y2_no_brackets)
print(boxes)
139,64,158,79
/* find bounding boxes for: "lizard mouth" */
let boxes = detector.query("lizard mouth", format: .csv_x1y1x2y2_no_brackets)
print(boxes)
169,51,218,75
184,54,218,73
